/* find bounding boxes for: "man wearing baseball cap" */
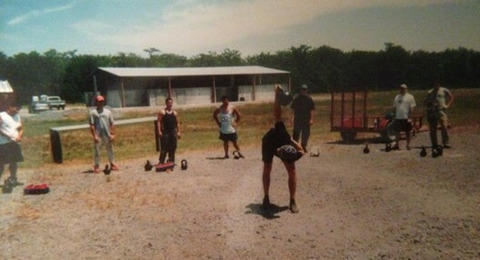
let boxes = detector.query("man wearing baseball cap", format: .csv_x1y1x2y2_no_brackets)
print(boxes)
290,84,315,152
89,95,119,173
392,84,416,150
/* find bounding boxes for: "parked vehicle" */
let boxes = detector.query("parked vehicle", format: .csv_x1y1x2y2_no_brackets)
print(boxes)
46,96,66,110
29,95,66,113
29,95,49,113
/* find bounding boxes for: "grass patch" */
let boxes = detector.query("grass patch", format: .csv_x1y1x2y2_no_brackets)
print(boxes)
19,88,480,168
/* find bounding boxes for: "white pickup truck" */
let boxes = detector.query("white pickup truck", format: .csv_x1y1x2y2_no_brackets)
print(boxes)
46,96,66,110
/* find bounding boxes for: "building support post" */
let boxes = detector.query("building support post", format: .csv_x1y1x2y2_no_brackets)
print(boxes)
168,77,172,98
120,79,126,108
252,75,256,101
212,76,217,103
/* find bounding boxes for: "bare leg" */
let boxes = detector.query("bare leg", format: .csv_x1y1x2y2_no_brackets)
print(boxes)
283,161,297,200
262,163,272,197
232,141,240,151
223,141,229,157
395,131,400,147
9,163,17,180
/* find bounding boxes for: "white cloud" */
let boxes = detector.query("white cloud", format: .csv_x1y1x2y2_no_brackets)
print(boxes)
72,0,466,55
7,1,77,26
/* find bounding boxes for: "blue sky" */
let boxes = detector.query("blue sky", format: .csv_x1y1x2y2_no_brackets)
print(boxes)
1,0,479,57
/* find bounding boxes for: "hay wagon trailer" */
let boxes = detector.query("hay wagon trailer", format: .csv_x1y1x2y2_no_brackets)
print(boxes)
330,88,423,143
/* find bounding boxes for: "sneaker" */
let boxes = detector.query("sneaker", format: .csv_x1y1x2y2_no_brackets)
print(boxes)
392,144,400,150
224,155,229,159
93,165,100,173
110,163,119,171
406,145,411,151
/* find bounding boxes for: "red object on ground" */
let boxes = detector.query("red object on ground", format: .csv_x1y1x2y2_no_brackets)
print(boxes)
24,184,50,195
155,162,175,172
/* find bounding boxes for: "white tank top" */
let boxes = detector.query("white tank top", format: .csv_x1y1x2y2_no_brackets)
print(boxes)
218,110,236,134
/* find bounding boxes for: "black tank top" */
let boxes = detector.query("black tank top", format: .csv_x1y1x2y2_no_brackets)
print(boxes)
162,110,177,133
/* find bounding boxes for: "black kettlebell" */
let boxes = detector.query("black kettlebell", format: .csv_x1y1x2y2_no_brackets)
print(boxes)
233,150,241,160
181,159,188,170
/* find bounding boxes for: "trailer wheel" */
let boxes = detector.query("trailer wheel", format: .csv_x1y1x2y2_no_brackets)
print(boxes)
340,131,357,143
382,122,397,142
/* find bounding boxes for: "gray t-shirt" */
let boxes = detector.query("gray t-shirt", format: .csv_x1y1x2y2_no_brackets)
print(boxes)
89,108,114,137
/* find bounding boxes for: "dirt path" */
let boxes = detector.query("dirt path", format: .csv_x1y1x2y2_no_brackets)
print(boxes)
1,131,480,259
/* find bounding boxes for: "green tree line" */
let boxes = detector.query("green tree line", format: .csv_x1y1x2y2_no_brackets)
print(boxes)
1,43,479,104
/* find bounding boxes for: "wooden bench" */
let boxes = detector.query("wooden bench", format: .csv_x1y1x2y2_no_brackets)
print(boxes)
50,117,160,163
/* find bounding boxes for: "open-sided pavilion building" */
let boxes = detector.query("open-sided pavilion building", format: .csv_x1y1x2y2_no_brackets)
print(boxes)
89,66,290,107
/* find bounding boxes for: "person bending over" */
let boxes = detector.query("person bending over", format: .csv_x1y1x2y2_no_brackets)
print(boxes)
262,86,305,213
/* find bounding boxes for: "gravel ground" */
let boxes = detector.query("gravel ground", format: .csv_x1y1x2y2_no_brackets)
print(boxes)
1,129,479,259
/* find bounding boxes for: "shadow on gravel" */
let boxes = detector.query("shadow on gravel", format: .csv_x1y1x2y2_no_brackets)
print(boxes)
206,156,229,160
245,203,289,220
326,136,386,145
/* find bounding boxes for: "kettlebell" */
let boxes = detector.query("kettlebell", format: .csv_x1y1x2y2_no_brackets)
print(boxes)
181,159,188,170
233,150,241,159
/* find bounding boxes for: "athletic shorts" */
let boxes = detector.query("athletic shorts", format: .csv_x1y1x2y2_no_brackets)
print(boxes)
0,141,24,164
262,127,291,163
219,132,238,142
394,119,412,132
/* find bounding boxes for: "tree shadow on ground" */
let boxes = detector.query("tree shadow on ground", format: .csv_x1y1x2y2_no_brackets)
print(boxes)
245,203,289,220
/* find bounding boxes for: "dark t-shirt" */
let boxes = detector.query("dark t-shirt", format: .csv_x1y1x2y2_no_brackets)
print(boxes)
262,123,292,163
291,95,315,122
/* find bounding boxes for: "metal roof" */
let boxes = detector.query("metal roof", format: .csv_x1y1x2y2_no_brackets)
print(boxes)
0,80,13,93
98,66,289,78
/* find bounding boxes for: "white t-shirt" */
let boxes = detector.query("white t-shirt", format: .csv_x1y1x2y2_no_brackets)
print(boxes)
0,111,21,145
428,87,452,109
393,93,416,119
